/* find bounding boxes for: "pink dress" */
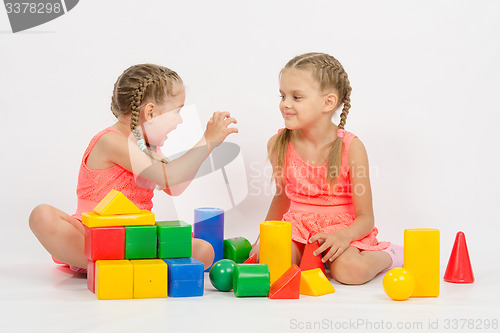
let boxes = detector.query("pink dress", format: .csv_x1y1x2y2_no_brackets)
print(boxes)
71,127,156,221
282,130,390,251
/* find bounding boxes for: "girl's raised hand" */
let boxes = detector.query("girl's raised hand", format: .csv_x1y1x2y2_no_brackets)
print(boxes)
204,111,238,151
309,230,351,263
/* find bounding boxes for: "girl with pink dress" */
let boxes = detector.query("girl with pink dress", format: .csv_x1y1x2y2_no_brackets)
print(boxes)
251,53,402,285
29,64,238,273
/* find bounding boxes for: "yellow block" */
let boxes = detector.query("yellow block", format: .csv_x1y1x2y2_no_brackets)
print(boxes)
93,189,141,215
95,260,133,300
259,221,292,284
300,268,335,296
82,210,155,228
404,228,440,297
131,259,168,299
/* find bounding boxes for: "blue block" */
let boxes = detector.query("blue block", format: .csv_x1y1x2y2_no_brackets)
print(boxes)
194,208,224,271
163,258,204,297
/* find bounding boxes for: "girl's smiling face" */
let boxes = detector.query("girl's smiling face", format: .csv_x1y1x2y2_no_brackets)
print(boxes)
279,68,337,130
142,83,185,147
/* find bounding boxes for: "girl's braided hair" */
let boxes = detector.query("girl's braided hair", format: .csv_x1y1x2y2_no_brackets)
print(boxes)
272,52,352,185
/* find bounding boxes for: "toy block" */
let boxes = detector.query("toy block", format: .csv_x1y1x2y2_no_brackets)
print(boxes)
259,221,292,283
131,259,168,298
223,237,252,263
300,239,326,277
84,225,125,261
93,189,140,215
300,268,335,296
194,208,224,270
163,258,204,297
87,260,96,293
95,260,133,300
209,259,237,291
82,210,155,228
444,231,474,283
404,229,440,297
125,225,157,259
233,264,270,297
269,264,301,299
156,221,192,259
243,252,258,264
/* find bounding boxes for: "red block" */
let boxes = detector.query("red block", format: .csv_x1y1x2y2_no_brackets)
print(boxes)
243,252,258,264
84,225,125,261
444,231,474,283
300,240,326,276
269,264,301,299
87,260,96,293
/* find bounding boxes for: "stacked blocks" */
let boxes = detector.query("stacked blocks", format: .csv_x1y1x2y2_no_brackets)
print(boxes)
157,221,192,258
85,189,197,300
233,264,271,297
164,258,204,297
223,237,252,263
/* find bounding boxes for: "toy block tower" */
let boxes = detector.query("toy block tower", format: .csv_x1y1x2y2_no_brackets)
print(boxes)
84,189,201,300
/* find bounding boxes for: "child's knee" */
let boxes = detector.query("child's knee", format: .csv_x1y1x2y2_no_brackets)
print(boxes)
29,204,55,235
330,256,372,285
191,238,215,270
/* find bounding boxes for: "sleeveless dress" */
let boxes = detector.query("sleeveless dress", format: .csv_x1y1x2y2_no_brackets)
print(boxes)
282,130,390,251
71,127,156,221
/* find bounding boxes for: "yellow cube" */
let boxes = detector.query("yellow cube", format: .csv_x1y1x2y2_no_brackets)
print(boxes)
300,268,335,296
404,228,440,297
131,259,168,299
95,260,133,300
93,189,141,215
82,210,155,228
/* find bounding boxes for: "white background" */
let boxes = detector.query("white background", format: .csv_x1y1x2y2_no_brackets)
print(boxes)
1,1,499,332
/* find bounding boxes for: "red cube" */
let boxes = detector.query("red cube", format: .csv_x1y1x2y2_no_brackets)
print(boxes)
84,225,125,261
87,260,96,293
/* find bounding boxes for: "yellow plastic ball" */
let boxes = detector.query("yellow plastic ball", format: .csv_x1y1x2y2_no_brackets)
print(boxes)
383,267,416,301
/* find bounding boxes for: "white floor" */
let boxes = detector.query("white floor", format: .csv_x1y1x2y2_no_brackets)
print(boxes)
1,257,499,333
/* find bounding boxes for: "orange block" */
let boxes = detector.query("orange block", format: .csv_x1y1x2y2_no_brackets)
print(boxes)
93,189,141,215
269,264,301,299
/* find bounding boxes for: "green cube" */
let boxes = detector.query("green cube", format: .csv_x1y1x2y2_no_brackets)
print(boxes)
156,220,192,259
223,237,252,263
124,225,158,259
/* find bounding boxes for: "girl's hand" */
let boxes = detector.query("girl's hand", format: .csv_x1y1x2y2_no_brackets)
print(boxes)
309,230,351,263
204,112,238,152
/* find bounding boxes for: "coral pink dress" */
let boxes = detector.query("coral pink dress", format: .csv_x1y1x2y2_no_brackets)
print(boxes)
282,130,390,251
71,127,156,221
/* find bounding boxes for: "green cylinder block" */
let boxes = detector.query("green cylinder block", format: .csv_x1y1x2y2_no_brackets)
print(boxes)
233,264,270,297
223,237,252,263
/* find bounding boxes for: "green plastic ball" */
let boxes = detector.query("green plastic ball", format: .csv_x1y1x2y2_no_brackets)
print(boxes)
209,259,236,291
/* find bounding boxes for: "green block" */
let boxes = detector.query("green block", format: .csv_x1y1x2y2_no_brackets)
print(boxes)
125,225,158,259
223,237,252,263
233,264,270,297
156,220,192,259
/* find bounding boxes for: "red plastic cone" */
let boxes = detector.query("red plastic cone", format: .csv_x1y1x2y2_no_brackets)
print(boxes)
300,239,326,277
444,231,474,283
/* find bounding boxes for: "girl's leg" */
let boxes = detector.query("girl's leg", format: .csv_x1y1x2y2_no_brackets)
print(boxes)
29,204,87,268
192,238,215,270
328,246,392,285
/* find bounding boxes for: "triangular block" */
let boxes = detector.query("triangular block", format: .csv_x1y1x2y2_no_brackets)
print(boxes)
300,268,335,296
269,264,301,299
300,240,326,276
444,231,474,283
93,189,141,215
243,252,258,264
